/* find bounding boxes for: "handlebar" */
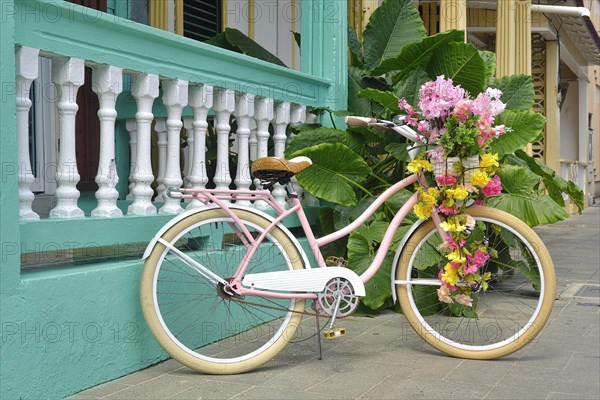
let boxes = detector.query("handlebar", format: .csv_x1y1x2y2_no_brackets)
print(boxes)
345,115,421,145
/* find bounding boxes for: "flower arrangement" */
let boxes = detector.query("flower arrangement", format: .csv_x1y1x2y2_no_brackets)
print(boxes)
400,76,509,307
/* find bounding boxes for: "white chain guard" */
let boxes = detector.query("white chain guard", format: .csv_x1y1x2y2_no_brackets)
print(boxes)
242,267,366,296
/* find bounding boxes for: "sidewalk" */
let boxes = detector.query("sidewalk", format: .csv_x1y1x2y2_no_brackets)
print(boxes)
72,207,600,400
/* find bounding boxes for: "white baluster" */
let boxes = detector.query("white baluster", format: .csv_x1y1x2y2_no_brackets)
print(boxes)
272,102,291,207
249,119,258,162
213,89,235,192
128,73,159,215
187,84,213,209
159,79,188,214
252,97,274,210
49,57,85,219
154,119,167,201
16,47,40,220
233,93,255,206
91,65,123,217
182,117,194,188
125,119,137,201
289,104,307,199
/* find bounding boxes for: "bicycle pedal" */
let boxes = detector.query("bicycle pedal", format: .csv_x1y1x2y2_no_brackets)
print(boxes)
325,256,348,267
323,328,346,339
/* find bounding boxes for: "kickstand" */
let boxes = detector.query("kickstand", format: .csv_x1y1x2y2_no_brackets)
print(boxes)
315,314,323,360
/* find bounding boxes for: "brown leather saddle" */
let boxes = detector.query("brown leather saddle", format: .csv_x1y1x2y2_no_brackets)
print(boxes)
251,156,312,182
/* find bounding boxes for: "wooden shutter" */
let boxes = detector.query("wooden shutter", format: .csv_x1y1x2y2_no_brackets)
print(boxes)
65,0,107,192
183,0,222,42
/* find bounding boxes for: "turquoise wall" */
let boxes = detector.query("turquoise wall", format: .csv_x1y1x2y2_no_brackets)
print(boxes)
0,1,347,398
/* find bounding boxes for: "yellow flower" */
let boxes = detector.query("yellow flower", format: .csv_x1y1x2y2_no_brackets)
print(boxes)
442,263,460,286
447,249,466,264
439,220,467,233
480,153,499,170
445,187,469,200
420,187,440,206
407,159,433,174
413,202,432,220
471,170,491,187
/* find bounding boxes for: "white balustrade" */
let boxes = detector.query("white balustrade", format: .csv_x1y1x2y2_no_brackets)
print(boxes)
16,46,40,220
154,119,167,201
289,103,306,199
233,93,255,206
272,102,291,206
91,65,123,217
125,119,137,201
249,119,258,162
252,97,274,209
187,85,213,209
49,57,85,219
213,89,235,192
182,118,194,189
159,79,188,214
128,73,159,215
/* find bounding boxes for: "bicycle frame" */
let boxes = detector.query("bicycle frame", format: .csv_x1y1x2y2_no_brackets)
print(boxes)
177,170,449,301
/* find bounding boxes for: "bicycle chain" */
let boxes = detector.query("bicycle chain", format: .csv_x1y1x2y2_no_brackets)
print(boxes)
225,295,354,319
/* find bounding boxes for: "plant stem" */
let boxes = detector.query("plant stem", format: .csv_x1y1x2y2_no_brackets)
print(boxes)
339,174,373,196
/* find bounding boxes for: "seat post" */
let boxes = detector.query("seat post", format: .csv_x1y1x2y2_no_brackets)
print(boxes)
282,178,299,198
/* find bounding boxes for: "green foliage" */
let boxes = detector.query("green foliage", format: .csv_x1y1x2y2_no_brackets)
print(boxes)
290,143,372,206
205,28,288,67
490,110,546,156
426,42,487,95
362,0,426,70
490,75,535,110
479,51,497,87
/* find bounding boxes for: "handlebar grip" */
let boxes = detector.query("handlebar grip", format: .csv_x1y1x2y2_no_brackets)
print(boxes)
345,116,376,126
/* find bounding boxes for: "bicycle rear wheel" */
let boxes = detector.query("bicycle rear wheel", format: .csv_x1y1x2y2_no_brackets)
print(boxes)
141,208,305,374
396,206,555,359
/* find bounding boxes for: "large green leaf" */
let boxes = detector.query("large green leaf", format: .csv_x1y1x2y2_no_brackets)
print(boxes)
486,193,568,226
385,143,411,162
348,26,364,68
513,149,584,212
489,165,569,226
362,0,426,71
347,220,408,310
479,50,496,87
223,28,288,67
426,42,487,95
490,75,535,110
372,30,465,77
348,66,373,116
291,143,372,206
394,68,430,106
498,164,540,195
357,89,401,114
284,127,365,157
490,110,546,156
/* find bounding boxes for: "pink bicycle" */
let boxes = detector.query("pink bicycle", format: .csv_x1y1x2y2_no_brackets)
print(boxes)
140,116,555,374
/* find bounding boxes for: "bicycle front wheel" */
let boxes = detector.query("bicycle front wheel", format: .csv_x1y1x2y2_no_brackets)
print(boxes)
140,208,305,374
396,206,555,359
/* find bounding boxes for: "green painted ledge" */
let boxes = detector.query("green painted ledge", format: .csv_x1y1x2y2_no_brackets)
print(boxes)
13,0,332,106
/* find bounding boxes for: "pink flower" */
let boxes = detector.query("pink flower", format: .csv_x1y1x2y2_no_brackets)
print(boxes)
482,175,502,197
455,294,473,307
452,99,473,123
465,249,490,274
439,204,457,215
418,76,465,119
474,199,484,206
427,146,445,163
398,99,415,115
445,237,466,250
435,174,457,186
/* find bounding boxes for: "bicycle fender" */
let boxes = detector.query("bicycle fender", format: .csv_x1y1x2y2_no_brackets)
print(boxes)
141,204,312,272
390,218,428,304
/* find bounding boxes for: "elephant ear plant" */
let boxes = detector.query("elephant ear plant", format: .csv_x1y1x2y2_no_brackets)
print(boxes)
286,0,582,313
